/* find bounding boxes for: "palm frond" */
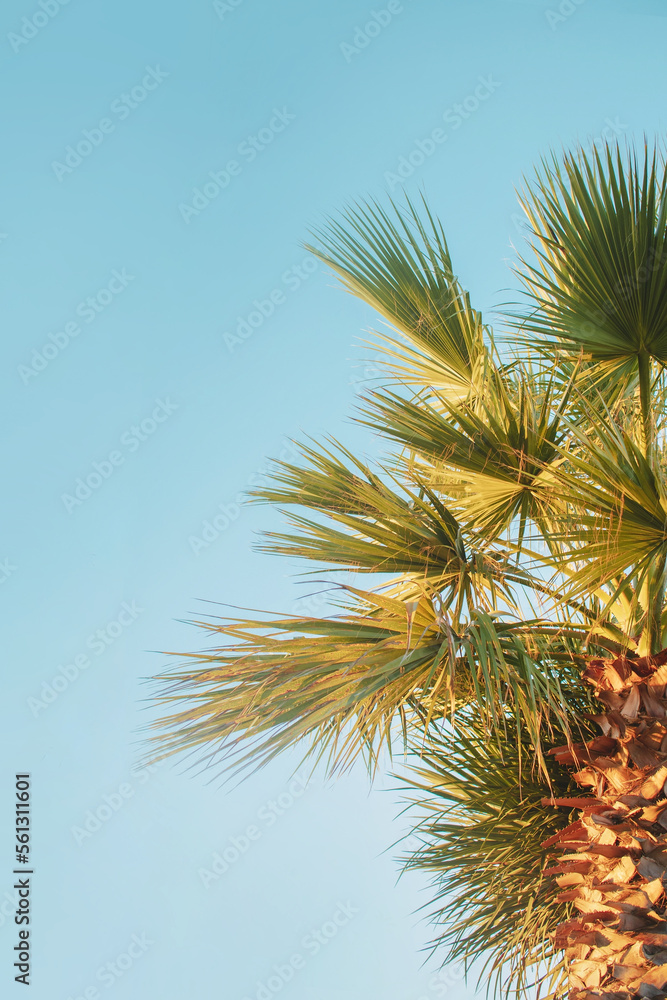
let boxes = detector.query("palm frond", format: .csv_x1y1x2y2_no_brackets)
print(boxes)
148,590,576,779
306,194,490,399
399,711,596,998
250,436,466,577
515,142,667,382
543,404,667,645
362,366,569,541
249,436,523,606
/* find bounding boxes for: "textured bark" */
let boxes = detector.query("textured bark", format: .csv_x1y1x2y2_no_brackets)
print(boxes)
547,647,667,1000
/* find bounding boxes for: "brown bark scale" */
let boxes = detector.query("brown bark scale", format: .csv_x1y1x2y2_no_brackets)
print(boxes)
547,647,667,1000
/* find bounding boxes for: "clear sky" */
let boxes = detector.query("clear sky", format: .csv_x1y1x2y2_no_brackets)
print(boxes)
2,1,667,998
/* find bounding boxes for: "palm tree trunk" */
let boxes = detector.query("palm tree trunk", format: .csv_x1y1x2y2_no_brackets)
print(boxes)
547,647,667,999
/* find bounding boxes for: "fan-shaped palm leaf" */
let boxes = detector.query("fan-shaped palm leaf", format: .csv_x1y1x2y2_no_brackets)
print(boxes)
543,403,667,650
149,589,575,778
306,194,491,399
362,366,569,541
515,143,667,451
249,436,528,606
399,710,595,998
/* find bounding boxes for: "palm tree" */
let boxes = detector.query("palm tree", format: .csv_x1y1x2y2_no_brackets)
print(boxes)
151,142,667,999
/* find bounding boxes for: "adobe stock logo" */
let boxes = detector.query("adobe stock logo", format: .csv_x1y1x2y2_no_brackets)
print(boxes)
51,67,169,181
64,932,154,999
383,74,501,191
18,269,134,384
70,761,165,846
27,600,144,717
340,2,405,62
240,902,359,1000
61,397,179,513
188,439,300,554
546,0,586,29
213,0,246,17
0,558,17,585
198,773,311,887
223,257,318,353
179,107,296,224
415,963,466,1000
8,0,73,54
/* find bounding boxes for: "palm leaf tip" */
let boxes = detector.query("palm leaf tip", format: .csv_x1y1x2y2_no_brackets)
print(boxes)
306,193,491,399
515,141,667,378
147,592,576,787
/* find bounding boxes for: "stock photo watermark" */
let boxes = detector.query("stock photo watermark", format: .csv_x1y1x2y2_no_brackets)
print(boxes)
70,760,166,846
0,886,19,930
61,397,179,513
179,108,296,224
584,115,628,155
240,901,359,1000
383,74,501,191
18,268,135,384
51,66,169,180
213,0,246,18
414,963,467,1000
198,773,311,887
188,500,240,553
27,600,144,716
0,558,16,584
545,0,586,29
348,362,382,394
8,0,75,53
188,438,300,554
340,1,406,62
223,257,318,353
65,932,154,999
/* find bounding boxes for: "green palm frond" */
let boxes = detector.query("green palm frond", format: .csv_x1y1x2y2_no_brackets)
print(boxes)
250,436,466,577
515,142,667,453
541,403,667,647
249,436,525,604
149,589,576,778
516,142,667,374
362,366,569,541
399,711,595,998
306,194,490,399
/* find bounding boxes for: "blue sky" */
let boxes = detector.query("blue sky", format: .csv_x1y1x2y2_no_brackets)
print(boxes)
2,1,667,998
